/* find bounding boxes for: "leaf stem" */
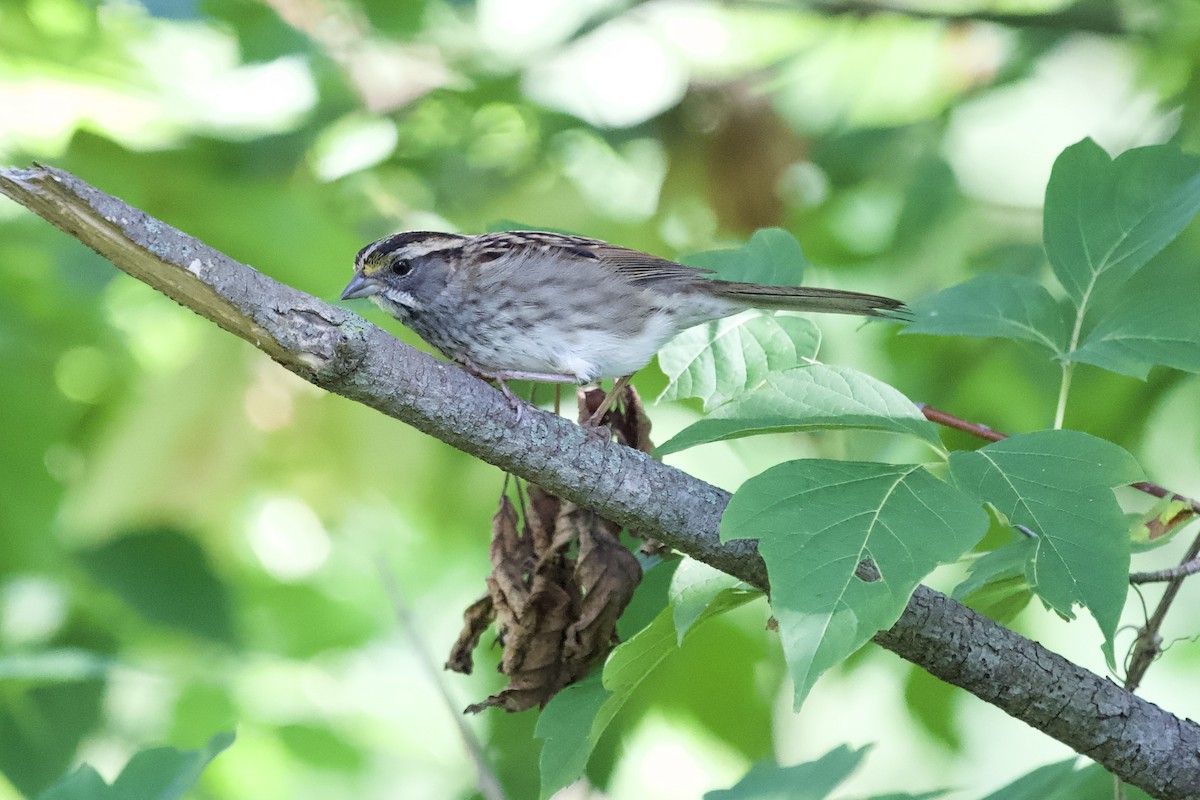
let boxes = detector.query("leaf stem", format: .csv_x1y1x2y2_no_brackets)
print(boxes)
1053,361,1074,429
918,404,1200,518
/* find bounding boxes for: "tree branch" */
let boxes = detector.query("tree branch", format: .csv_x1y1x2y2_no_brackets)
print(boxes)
4,165,1199,799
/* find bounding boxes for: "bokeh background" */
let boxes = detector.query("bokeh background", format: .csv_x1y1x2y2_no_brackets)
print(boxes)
2,0,1200,797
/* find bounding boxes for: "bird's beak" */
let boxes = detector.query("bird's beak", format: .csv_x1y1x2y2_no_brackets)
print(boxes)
340,274,380,301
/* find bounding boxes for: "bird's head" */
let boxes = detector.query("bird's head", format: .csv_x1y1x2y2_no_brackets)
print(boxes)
340,231,467,314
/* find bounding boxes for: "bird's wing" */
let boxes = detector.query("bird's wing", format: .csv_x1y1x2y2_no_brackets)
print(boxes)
473,231,713,285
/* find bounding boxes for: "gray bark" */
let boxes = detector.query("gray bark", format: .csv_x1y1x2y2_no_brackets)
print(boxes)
3,165,1197,799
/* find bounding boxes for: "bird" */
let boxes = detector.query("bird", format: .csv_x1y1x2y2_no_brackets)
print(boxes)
340,230,906,425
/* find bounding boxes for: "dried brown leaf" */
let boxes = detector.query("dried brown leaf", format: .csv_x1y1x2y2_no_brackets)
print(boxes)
445,594,495,674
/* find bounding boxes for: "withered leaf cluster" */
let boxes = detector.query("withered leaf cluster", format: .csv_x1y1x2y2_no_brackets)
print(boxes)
446,385,655,713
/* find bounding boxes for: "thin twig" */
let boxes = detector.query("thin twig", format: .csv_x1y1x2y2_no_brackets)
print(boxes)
377,557,507,800
1130,557,1200,584
919,404,1200,516
1125,532,1200,693
918,404,1200,696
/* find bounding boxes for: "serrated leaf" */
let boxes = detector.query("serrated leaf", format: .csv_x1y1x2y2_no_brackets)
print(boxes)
658,313,821,411
1043,139,1200,313
685,228,811,286
722,461,988,706
669,558,758,644
658,364,939,455
1068,282,1200,378
903,274,1068,353
703,745,867,800
949,431,1143,662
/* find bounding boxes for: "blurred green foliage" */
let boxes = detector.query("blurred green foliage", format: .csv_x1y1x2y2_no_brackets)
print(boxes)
2,0,1200,798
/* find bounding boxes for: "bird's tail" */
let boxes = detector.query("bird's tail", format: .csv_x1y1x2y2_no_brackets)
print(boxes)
704,281,909,319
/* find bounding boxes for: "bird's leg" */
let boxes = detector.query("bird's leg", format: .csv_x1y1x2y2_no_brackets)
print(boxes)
584,375,632,429
458,358,579,419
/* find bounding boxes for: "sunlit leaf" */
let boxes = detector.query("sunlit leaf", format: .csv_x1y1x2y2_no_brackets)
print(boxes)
722,461,988,706
658,313,821,411
949,431,1143,662
658,364,940,455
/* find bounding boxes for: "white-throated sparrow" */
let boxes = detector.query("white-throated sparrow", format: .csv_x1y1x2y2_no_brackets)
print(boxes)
340,230,905,422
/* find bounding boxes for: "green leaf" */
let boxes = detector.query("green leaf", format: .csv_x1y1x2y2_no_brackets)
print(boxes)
38,731,234,800
78,527,235,644
949,431,1143,661
978,758,1083,800
685,228,811,286
1068,274,1200,378
669,558,758,644
722,461,988,706
903,274,1068,353
951,538,1035,602
657,364,940,455
37,767,108,800
658,313,821,411
0,679,106,797
1043,139,1200,313
703,745,867,799
536,609,675,799
903,665,961,751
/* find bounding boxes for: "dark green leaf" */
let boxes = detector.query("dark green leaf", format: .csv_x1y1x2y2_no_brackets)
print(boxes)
951,538,1035,602
1069,277,1200,378
949,431,1143,660
703,745,867,799
537,609,675,799
79,527,235,644
109,732,235,800
722,461,988,705
903,274,1068,353
685,228,811,286
535,675,610,800
1043,139,1200,312
38,732,235,800
903,665,961,750
1,680,105,796
658,365,940,455
978,758,1083,800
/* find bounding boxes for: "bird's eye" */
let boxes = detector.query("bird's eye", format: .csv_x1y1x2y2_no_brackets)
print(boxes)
390,257,413,277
